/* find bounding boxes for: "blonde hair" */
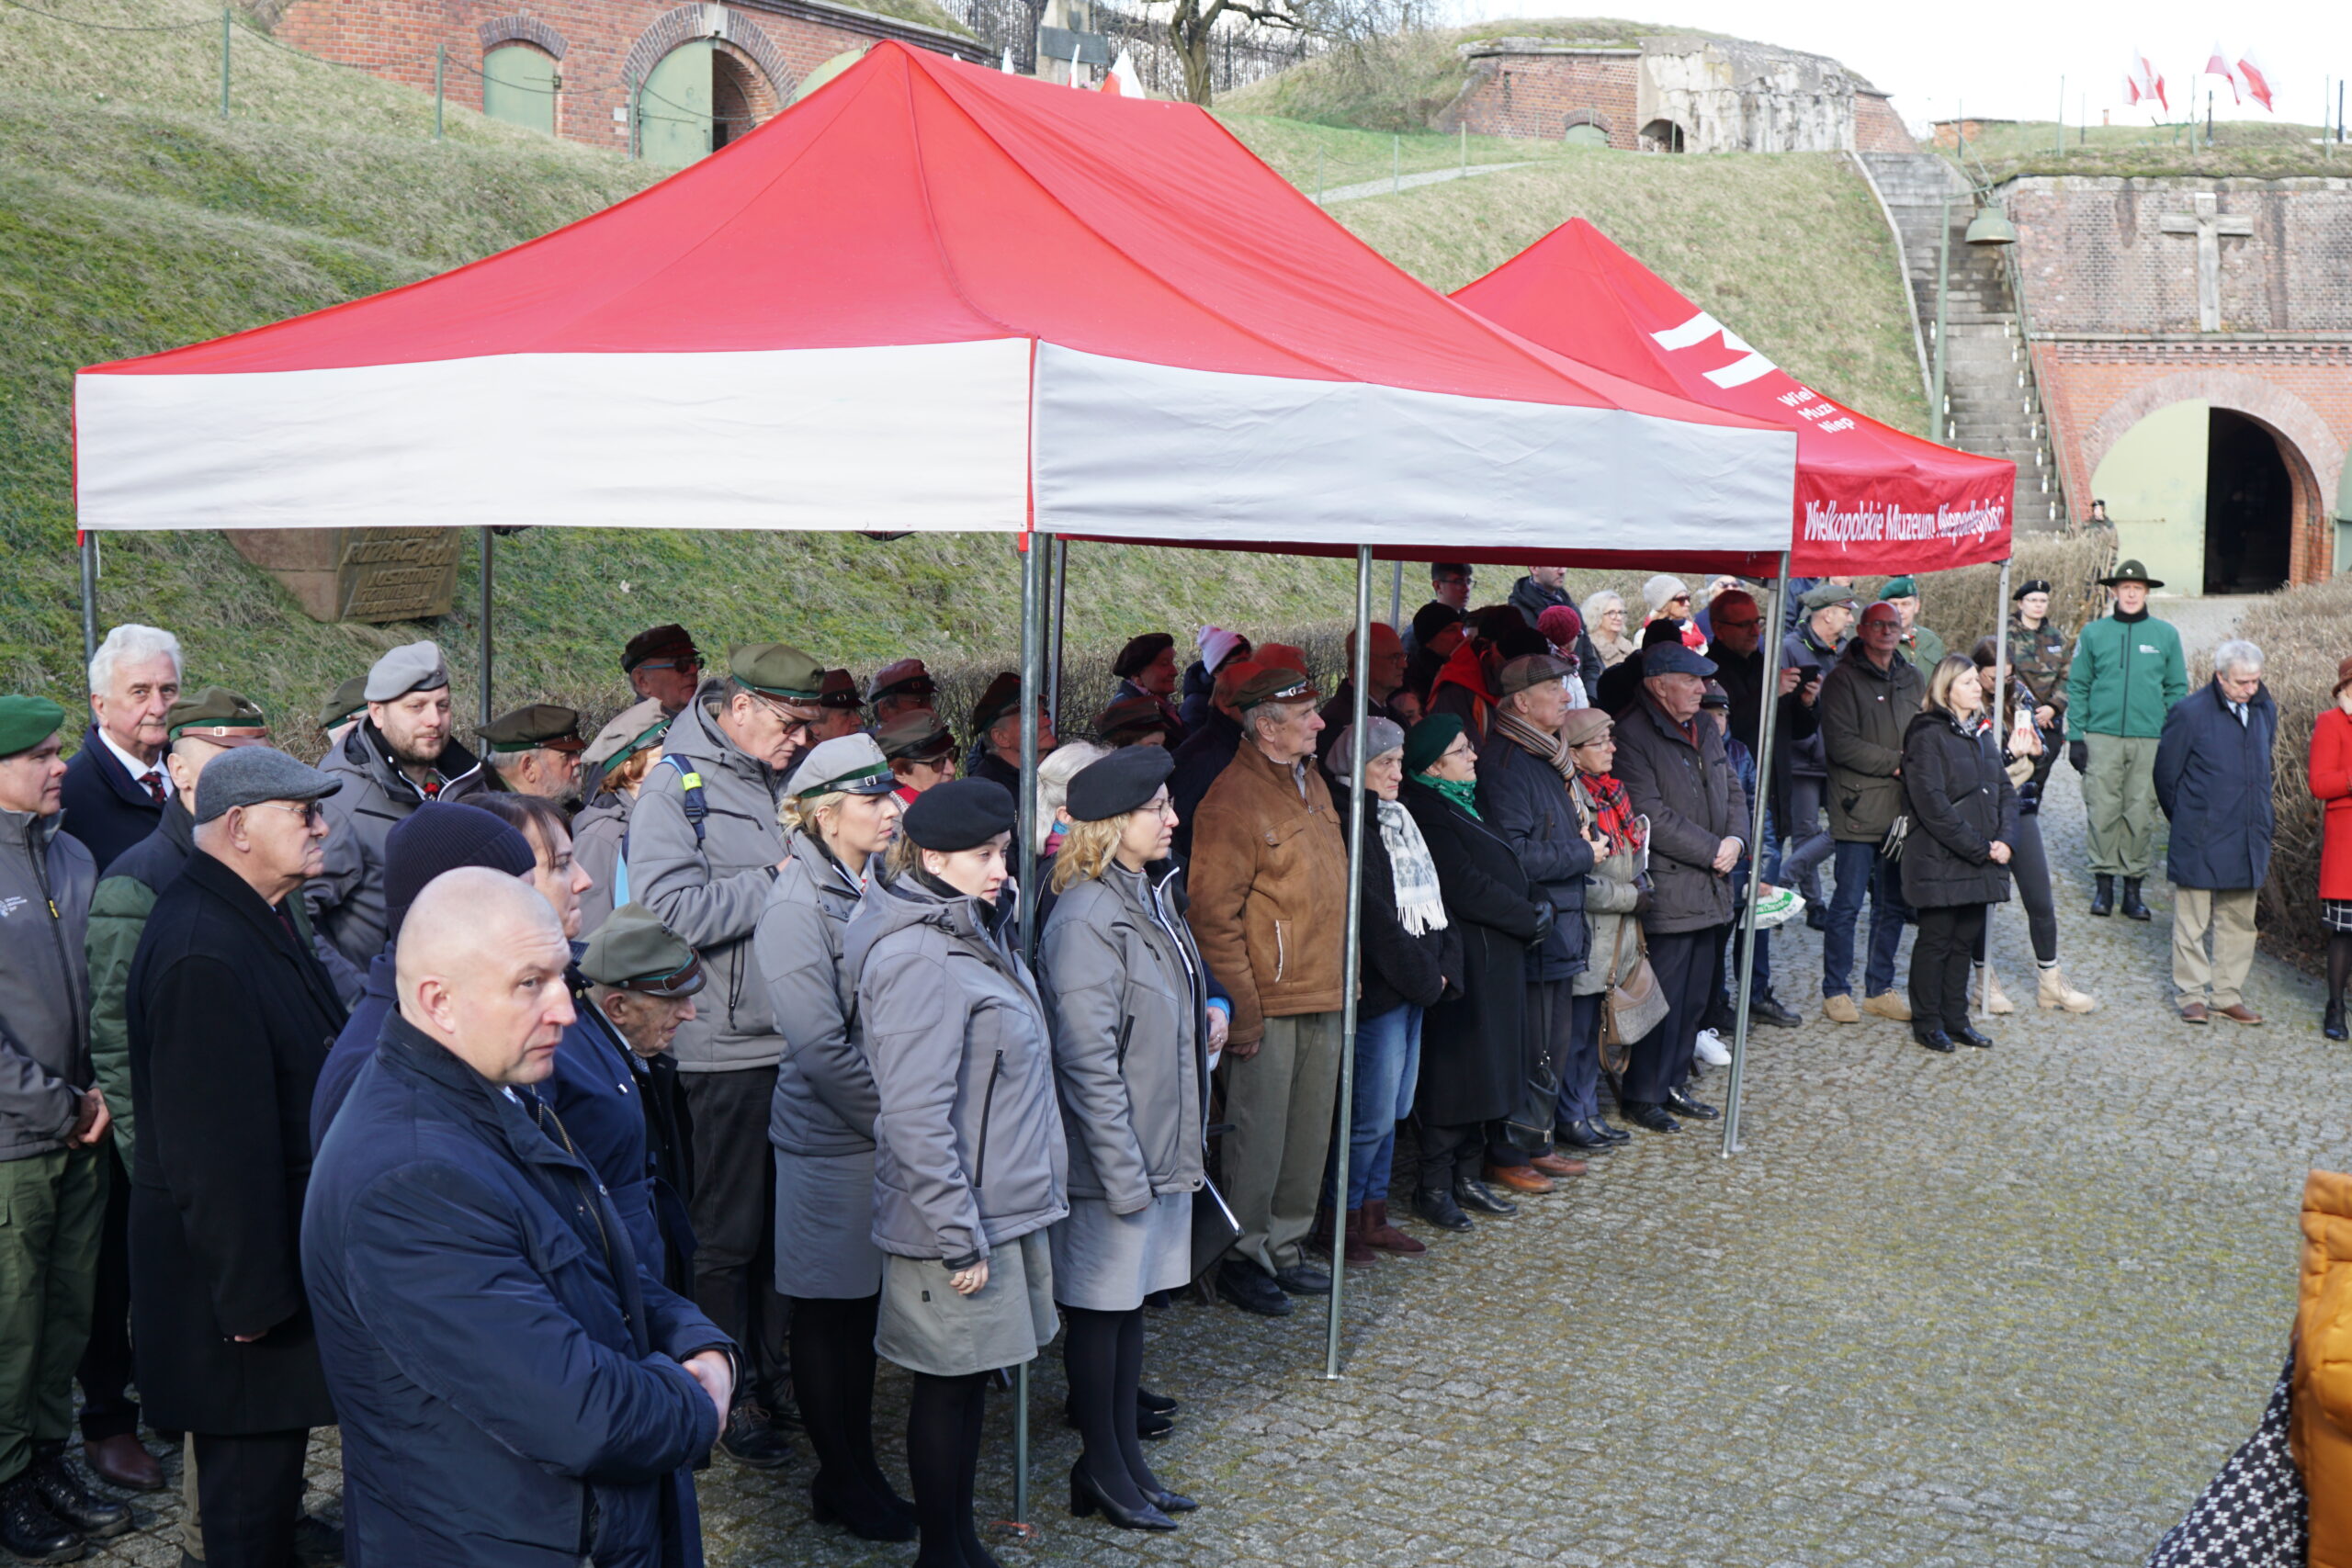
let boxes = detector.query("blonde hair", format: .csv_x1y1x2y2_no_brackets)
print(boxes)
778,789,846,836
1924,653,1978,714
884,833,925,880
1050,814,1127,892
601,747,659,797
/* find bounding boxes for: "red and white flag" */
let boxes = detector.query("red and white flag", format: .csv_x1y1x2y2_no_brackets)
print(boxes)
1099,48,1141,96
2236,50,2275,112
2206,42,2239,102
2125,48,2166,110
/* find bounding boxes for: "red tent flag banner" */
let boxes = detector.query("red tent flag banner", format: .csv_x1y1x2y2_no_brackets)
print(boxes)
72,45,1795,558
1451,219,2015,575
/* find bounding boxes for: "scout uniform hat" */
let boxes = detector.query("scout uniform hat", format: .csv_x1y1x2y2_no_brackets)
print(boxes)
1231,666,1317,711
819,670,864,712
167,688,269,748
2097,559,2165,590
317,675,368,732
621,624,699,674
969,672,1027,735
728,644,825,704
1093,694,1172,744
869,659,936,703
578,903,706,998
582,699,672,773
785,735,898,799
876,711,957,762
479,705,587,755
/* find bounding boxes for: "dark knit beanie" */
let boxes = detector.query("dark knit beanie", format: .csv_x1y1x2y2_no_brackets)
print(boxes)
384,802,537,943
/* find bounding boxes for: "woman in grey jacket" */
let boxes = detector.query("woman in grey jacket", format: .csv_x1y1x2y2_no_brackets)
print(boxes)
846,777,1067,1568
755,735,912,1541
1562,708,1642,1149
1040,748,1204,1533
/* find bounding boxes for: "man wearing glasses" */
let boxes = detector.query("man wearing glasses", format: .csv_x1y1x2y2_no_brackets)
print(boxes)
626,642,824,1472
623,624,705,718
1401,563,1476,662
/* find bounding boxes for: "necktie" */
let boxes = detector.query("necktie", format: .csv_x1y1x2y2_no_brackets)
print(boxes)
139,771,165,806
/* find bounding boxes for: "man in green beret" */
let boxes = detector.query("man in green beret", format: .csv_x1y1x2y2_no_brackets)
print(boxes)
623,640,823,1470
577,905,703,1290
478,705,587,801
0,694,126,1558
1879,577,1947,671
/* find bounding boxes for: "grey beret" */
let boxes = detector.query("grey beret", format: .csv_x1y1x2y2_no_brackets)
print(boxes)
364,641,450,703
193,745,343,825
1322,717,1406,780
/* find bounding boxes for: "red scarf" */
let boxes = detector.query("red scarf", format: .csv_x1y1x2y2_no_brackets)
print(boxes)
1429,642,1494,735
1579,769,1643,852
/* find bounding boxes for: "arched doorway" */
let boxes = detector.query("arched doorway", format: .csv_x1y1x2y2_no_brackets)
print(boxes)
638,38,779,164
1641,118,1685,152
2204,409,2293,592
482,43,557,135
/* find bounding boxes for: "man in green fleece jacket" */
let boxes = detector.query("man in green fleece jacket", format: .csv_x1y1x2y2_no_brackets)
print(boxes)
2065,560,2187,920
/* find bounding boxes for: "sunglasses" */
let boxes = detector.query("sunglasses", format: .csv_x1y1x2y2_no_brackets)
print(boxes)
254,799,327,828
635,657,700,673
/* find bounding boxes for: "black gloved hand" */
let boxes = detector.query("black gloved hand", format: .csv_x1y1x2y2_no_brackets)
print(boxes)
1527,900,1556,948
2068,739,2088,774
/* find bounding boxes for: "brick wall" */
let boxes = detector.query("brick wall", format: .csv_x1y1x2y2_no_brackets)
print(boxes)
1853,93,1915,153
1436,51,1641,149
272,0,987,154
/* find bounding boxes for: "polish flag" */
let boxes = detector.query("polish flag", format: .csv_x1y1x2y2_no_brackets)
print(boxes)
1099,49,1141,96
2236,51,2275,112
2142,50,2169,113
2206,42,2239,102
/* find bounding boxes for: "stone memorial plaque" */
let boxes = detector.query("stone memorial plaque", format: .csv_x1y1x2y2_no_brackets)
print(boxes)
230,528,462,624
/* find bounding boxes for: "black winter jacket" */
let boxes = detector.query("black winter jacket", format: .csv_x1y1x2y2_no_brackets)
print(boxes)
1331,784,1459,1018
1474,734,1593,982
1611,696,1744,935
1399,780,1542,1128
1897,709,2019,909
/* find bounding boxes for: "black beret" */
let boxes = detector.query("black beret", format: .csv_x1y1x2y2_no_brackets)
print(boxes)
1066,745,1174,823
2012,578,2053,601
900,778,1017,852
1112,633,1176,680
1411,601,1466,647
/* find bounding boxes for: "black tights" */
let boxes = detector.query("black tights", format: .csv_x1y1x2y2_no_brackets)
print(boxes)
2331,935,2352,1003
1062,1305,1159,1508
789,1294,906,1517
908,1371,996,1568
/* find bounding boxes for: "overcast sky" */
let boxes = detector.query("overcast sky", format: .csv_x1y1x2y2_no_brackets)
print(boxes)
1445,0,2349,132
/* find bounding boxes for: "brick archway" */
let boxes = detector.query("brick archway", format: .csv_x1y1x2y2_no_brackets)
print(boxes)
477,13,566,58
623,6,795,102
2085,371,2337,584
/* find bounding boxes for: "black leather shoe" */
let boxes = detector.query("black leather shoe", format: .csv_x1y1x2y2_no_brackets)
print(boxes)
1621,1101,1680,1134
1804,903,1828,931
1748,995,1803,1029
31,1455,125,1540
2089,874,2114,916
0,1476,80,1565
1147,1486,1199,1513
1215,1260,1293,1317
810,1472,918,1543
1588,1117,1633,1145
1137,1387,1179,1416
1451,1178,1518,1217
718,1403,795,1470
1665,1088,1720,1121
1914,1028,1956,1053
1410,1188,1473,1232
1951,1025,1996,1049
294,1513,345,1566
1069,1464,1177,1531
2327,998,2348,1042
1555,1121,1615,1152
1272,1264,1331,1296
2120,877,2151,921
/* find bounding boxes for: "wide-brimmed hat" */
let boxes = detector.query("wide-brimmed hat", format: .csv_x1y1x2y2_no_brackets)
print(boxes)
2098,559,2164,590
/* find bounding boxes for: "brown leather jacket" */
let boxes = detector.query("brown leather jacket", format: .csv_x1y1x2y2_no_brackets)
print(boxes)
1184,739,1349,1046
2296,1168,2352,1568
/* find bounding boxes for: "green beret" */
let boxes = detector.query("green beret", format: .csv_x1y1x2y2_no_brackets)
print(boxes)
167,687,268,744
0,696,63,760
728,644,825,703
577,904,706,998
480,704,585,754
1880,575,1918,599
1402,715,1464,776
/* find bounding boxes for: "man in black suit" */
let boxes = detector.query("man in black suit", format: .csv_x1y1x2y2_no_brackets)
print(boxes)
60,625,184,876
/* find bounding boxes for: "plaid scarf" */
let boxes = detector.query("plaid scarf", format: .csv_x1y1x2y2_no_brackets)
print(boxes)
1375,798,1448,936
1577,769,1643,853
1492,708,1574,783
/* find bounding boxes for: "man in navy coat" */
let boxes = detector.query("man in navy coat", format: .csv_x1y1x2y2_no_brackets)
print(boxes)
60,625,183,875
2154,637,2278,1027
303,869,732,1568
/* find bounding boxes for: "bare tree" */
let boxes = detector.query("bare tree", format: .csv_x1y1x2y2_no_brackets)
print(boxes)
1151,0,1308,105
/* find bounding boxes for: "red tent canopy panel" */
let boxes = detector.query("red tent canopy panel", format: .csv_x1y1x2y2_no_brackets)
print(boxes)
1453,219,2015,575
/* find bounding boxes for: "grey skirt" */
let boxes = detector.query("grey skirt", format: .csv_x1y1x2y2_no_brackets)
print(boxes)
774,1147,883,1301
1047,1192,1192,1313
876,1229,1057,1378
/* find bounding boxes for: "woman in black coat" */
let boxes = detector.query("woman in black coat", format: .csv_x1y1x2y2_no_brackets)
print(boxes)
1397,716,1547,1232
1899,655,2019,1054
1319,720,1461,1266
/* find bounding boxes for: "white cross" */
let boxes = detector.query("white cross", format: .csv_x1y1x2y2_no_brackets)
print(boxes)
2158,192,2255,332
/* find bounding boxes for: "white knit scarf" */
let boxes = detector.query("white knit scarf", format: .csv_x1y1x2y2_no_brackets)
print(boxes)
1376,798,1449,937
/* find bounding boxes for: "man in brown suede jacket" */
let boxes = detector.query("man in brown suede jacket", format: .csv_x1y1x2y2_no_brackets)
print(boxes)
1185,667,1348,1318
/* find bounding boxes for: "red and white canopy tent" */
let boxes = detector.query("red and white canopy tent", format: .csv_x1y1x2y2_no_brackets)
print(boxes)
71,44,1807,1398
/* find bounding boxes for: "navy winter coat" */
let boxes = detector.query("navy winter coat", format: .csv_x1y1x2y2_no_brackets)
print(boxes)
1474,732,1594,982
303,1012,727,1568
2154,680,2279,891
60,725,165,874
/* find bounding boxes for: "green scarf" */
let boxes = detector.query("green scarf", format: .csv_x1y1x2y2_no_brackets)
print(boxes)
1417,772,1481,818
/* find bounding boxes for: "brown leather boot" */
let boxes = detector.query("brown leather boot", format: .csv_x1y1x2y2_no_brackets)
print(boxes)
1339,1208,1377,1268
1360,1199,1425,1257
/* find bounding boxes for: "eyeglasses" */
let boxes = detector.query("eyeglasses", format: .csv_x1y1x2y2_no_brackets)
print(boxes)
253,800,327,828
752,694,817,737
1714,616,1760,630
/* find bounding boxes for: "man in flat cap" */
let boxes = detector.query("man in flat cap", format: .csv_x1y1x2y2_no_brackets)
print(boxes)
579,905,703,1292
1879,576,1947,671
0,695,125,1562
1111,633,1186,746
574,699,673,936
1476,654,1600,1189
1187,666,1347,1318
309,641,486,998
1815,603,1924,1027
128,747,345,1568
967,672,1056,797
626,641,822,1469
812,671,866,746
82,689,272,1497
623,625,704,718
60,624,184,876
867,660,938,729
2068,560,2186,919
876,711,958,806
1092,694,1173,750
479,705,587,801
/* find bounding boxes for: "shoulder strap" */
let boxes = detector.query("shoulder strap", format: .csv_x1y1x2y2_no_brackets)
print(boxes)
656,755,708,848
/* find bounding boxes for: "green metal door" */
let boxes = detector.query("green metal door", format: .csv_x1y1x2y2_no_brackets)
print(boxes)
2092,400,2208,595
481,44,556,136
640,39,714,167
1563,124,1609,147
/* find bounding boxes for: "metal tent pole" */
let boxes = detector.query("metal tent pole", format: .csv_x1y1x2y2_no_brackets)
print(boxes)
1987,557,2012,1013
1047,536,1069,728
77,534,98,670
1389,559,1404,629
1009,527,1047,1528
478,528,494,726
1721,553,1789,1156
1323,545,1373,1379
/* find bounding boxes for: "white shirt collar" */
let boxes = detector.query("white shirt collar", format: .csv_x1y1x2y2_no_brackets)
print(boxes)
98,728,172,797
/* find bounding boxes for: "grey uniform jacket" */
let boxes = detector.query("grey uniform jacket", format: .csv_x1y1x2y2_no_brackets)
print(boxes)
0,808,96,1161
570,791,631,939
844,874,1067,1268
758,830,878,1159
1037,863,1207,1215
625,689,787,1073
308,721,485,986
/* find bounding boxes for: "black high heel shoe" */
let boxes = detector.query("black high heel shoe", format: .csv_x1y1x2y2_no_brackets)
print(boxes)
1146,1486,1199,1513
1069,1464,1177,1530
809,1473,918,1542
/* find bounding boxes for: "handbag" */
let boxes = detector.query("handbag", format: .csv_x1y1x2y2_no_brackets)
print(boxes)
1189,1176,1242,1279
1598,918,1668,1074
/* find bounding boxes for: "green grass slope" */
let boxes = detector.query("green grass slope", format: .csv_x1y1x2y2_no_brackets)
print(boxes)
1950,118,2348,182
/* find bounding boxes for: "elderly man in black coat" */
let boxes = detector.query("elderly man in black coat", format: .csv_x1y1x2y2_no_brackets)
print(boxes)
304,870,732,1568
2154,638,2280,1026
128,746,346,1568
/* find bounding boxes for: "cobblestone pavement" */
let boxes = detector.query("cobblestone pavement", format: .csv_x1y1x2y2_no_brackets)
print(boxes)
83,598,2345,1568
